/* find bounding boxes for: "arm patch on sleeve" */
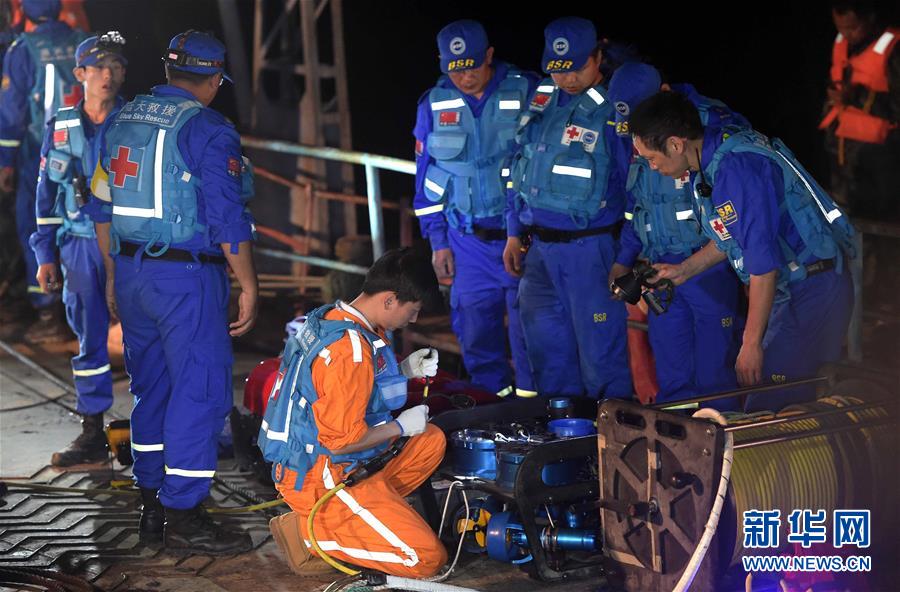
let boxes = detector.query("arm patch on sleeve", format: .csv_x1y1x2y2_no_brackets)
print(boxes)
227,156,241,178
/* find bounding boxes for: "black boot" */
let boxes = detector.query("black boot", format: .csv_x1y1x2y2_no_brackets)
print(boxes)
164,505,253,555
51,413,109,467
139,488,165,543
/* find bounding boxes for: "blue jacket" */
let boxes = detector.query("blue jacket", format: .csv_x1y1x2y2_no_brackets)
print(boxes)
257,303,408,491
29,98,124,265
617,85,751,265
0,21,84,167
93,85,254,256
696,126,854,301
413,62,539,249
507,79,629,235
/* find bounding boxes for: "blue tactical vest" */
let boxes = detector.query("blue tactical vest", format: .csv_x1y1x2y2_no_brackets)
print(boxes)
509,80,614,228
44,106,95,239
627,162,703,260
20,28,83,147
257,303,408,491
627,97,751,260
697,128,854,299
105,94,205,256
422,68,531,231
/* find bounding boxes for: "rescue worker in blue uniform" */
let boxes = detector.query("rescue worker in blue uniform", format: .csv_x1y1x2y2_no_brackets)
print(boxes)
607,63,745,408
630,91,855,412
29,32,126,466
0,0,84,342
503,17,633,399
91,30,257,554
413,20,539,399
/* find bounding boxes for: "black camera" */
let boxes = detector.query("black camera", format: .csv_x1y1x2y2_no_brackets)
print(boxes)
610,261,674,315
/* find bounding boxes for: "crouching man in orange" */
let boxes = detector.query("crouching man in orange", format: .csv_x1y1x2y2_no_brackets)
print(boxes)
258,247,447,578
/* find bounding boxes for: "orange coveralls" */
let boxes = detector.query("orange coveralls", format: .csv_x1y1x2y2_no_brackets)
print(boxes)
274,304,447,578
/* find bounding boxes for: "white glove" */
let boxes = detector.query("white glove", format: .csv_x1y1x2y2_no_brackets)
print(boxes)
400,348,439,379
395,404,429,437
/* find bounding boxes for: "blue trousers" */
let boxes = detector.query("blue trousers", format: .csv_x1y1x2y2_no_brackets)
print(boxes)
746,269,854,412
518,234,632,398
60,236,112,415
649,258,741,407
15,152,56,308
448,229,534,396
115,256,233,509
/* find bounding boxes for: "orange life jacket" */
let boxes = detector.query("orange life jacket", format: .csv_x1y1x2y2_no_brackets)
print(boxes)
819,28,899,144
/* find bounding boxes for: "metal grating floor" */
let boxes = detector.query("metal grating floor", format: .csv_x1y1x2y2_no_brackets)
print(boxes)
0,464,279,587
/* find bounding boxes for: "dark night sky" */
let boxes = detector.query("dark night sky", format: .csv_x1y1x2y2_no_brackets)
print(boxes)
81,0,899,196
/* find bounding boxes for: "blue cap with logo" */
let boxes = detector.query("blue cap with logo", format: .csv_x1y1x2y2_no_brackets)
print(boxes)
22,0,61,22
164,30,232,83
76,31,128,68
437,20,488,73
542,17,597,74
607,62,662,136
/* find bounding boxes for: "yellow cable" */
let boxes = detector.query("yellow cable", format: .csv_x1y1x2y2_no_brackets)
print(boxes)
6,482,285,514
307,483,360,576
208,499,286,514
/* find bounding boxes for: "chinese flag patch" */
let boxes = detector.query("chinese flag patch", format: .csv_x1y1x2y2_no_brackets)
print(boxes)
227,156,242,178
439,111,461,126
415,139,423,157
532,94,550,107
53,129,68,146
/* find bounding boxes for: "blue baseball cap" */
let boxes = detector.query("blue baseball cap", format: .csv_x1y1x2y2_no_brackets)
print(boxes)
76,32,128,68
437,20,488,73
542,17,597,74
164,30,232,83
22,0,61,22
607,62,662,136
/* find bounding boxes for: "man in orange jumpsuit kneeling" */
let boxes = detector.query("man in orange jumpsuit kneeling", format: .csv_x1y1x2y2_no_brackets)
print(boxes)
259,248,447,578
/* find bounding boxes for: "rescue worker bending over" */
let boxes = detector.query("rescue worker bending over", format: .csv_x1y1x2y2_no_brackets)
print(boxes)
630,91,855,412
259,248,447,579
413,20,539,399
606,63,745,409
29,32,127,466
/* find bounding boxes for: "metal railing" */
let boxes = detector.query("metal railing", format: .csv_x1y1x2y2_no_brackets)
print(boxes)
241,135,415,263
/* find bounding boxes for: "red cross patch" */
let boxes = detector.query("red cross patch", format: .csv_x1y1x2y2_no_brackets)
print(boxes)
439,111,460,126
710,217,731,241
109,146,140,188
62,84,83,107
